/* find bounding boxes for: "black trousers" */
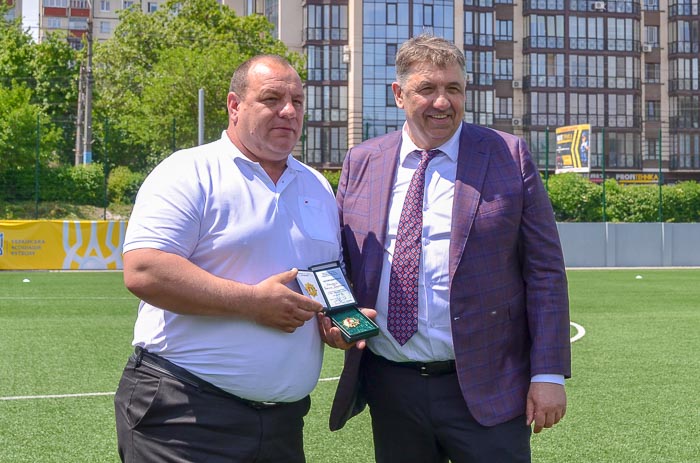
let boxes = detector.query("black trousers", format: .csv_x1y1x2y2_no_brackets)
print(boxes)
363,351,531,463
114,350,311,463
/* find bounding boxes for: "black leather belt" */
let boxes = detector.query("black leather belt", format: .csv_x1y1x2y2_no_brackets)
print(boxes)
132,347,286,410
368,350,456,377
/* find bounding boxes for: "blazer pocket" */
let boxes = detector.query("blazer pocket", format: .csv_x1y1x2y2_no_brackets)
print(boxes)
454,291,524,334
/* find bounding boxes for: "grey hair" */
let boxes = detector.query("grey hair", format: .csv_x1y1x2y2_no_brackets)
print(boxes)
395,34,466,86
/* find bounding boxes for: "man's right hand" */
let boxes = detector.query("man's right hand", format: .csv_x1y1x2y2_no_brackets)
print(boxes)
250,268,324,332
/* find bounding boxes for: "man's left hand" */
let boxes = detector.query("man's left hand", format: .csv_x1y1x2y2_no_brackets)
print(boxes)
525,382,567,433
317,308,377,350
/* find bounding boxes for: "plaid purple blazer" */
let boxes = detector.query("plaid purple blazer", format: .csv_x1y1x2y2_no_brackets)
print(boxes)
329,122,571,430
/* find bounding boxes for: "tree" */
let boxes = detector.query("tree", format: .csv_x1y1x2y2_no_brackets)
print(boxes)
0,13,35,90
0,86,63,189
32,33,80,165
93,0,304,171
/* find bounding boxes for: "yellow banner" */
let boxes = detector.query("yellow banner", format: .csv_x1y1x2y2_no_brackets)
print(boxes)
555,123,591,174
0,220,126,270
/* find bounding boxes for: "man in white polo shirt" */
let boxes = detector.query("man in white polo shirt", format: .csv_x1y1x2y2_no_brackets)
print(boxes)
114,55,342,462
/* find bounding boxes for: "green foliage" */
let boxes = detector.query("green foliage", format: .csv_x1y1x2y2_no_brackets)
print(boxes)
93,0,304,170
0,86,63,175
604,181,659,222
0,17,78,171
107,166,145,204
32,33,79,165
322,170,341,193
547,174,700,223
547,173,603,222
662,181,700,222
0,15,35,88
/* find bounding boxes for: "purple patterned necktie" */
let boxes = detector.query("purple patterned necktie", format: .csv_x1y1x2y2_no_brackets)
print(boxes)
387,149,440,345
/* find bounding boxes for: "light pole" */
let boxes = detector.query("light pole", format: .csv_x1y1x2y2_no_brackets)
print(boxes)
83,0,94,164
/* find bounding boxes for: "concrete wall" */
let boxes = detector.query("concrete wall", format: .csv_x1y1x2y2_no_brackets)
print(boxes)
557,223,700,267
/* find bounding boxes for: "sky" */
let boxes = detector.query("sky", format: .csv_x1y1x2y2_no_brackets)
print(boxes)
21,0,40,41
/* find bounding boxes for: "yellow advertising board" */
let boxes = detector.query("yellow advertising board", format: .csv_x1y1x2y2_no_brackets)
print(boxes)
0,221,126,270
555,123,591,174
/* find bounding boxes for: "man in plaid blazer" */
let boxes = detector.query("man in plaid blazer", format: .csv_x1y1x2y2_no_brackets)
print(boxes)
323,35,571,463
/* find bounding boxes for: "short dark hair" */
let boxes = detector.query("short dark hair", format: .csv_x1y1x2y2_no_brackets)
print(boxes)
395,35,466,86
229,55,292,96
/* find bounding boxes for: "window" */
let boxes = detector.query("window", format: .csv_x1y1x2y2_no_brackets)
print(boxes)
496,58,513,80
645,138,659,160
305,4,348,41
147,2,157,13
607,17,639,53
47,17,62,28
606,132,641,168
570,93,606,127
386,44,397,66
122,0,133,8
465,11,494,47
527,91,566,127
646,100,661,121
527,14,565,49
496,97,513,118
645,63,660,83
496,20,512,41
99,21,111,33
423,4,433,27
530,53,566,88
44,0,68,7
643,0,659,10
100,0,110,12
607,94,639,128
644,25,659,47
474,51,494,86
386,85,395,106
387,3,397,25
607,55,639,90
465,89,494,126
68,17,87,29
568,16,604,51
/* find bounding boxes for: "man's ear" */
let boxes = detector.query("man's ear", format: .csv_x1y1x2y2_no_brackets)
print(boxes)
227,92,240,123
391,82,404,109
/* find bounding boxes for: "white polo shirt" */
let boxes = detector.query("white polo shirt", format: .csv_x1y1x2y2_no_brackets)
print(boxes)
124,132,341,402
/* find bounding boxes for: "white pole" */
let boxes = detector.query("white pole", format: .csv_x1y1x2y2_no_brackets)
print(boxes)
198,88,205,145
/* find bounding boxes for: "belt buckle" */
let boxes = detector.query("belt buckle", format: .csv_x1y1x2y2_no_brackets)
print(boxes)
419,364,430,377
249,400,279,410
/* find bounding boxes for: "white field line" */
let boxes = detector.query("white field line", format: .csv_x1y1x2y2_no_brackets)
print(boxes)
0,323,584,402
570,321,586,343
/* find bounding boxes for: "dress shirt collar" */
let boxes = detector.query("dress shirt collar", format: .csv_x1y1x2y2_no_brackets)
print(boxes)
220,130,304,173
399,123,462,165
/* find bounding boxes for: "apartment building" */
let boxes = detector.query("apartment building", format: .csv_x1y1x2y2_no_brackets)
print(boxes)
34,0,700,182
4,0,21,21
38,0,167,48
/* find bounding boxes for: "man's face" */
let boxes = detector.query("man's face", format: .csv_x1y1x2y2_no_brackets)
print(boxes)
392,62,466,150
227,60,304,163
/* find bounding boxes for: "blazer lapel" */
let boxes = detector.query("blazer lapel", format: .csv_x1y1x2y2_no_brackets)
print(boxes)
449,123,489,281
364,133,401,305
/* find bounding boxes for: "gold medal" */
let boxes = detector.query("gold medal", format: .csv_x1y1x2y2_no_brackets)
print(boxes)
304,282,318,297
342,317,360,328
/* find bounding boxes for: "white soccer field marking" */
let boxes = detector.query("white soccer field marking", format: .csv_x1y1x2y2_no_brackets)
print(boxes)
0,322,585,402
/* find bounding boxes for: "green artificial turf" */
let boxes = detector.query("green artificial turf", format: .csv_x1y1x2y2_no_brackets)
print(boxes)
1,269,698,462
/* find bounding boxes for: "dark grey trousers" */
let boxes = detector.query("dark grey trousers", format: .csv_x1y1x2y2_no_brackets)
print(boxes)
114,353,310,463
363,351,531,463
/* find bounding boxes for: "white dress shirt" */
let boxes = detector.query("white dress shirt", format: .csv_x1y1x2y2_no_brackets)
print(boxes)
124,132,343,401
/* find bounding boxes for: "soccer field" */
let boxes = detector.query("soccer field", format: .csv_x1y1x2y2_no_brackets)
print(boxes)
1,269,698,462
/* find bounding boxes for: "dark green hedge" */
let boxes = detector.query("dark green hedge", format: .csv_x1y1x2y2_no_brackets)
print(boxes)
545,173,700,223
2,167,699,222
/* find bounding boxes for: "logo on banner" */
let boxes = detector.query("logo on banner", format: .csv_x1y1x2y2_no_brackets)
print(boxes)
0,233,4,256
